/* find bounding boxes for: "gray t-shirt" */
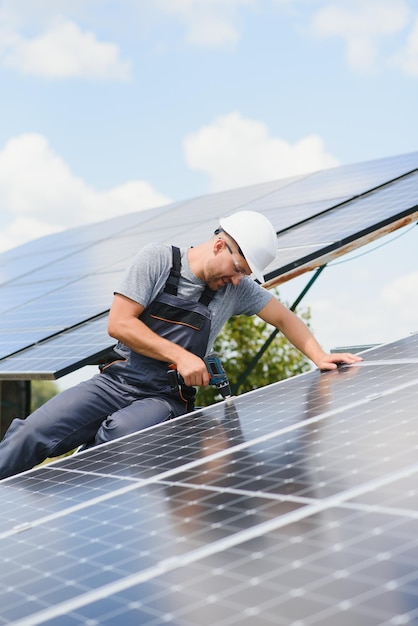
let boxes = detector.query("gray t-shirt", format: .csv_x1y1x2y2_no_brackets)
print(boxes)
115,243,273,352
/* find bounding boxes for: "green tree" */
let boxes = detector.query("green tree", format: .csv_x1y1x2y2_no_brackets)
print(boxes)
196,296,312,407
30,380,59,412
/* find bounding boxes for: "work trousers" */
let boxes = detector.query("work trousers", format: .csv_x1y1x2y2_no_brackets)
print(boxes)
0,370,186,480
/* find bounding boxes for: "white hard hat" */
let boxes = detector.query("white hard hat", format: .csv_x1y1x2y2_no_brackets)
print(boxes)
219,210,277,282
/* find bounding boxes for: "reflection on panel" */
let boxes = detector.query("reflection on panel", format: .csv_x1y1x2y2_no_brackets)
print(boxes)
263,170,418,278
0,315,112,378
31,505,418,626
0,334,417,625
1,151,417,377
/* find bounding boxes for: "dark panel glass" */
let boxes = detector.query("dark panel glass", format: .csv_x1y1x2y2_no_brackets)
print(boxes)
0,334,417,625
32,507,418,626
0,272,116,357
0,315,111,378
265,171,418,277
254,150,418,208
276,171,418,247
0,280,72,316
358,331,418,361
1,152,417,364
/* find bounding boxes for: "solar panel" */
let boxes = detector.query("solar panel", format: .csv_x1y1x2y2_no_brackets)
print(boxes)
0,315,111,379
263,169,418,281
0,271,117,361
0,332,417,625
0,151,417,379
252,149,418,209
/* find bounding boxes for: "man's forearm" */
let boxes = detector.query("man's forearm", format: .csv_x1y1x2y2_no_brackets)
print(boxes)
109,317,188,364
108,316,210,386
279,313,327,365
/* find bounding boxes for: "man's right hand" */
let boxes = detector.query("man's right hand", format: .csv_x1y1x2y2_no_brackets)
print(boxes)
174,353,210,387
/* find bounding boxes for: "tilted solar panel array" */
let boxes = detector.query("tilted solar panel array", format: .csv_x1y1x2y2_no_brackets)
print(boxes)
0,151,417,380
0,332,418,625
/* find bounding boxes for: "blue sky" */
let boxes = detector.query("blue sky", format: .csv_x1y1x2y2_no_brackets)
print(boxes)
0,0,417,386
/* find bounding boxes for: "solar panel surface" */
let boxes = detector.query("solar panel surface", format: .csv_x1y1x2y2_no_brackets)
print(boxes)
0,315,110,379
1,332,417,625
0,151,417,380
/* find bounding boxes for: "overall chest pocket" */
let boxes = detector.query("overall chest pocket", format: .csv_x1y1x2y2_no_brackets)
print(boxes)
148,301,207,331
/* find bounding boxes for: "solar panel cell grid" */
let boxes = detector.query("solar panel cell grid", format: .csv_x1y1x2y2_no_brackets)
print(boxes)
260,197,349,232
0,245,86,285
361,331,418,360
0,152,417,624
9,238,139,285
168,177,306,223
1,272,114,330
0,318,112,378
262,171,418,279
261,150,418,207
1,151,417,378
0,280,76,317
0,334,417,625
274,171,418,249
46,357,418,480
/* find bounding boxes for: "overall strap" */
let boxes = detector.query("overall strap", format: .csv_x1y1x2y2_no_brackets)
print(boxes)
163,246,181,296
199,285,216,306
164,245,216,306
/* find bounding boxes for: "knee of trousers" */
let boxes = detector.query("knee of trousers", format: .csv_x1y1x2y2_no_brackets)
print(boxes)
2,406,69,458
94,397,177,446
0,416,54,478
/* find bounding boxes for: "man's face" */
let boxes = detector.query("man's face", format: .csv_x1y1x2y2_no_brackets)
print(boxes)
205,238,251,290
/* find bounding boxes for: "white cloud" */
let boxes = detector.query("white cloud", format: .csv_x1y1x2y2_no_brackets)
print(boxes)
307,270,418,352
0,133,171,252
308,296,381,351
154,0,254,46
310,0,410,72
381,271,418,321
183,111,339,191
0,17,131,80
391,16,418,76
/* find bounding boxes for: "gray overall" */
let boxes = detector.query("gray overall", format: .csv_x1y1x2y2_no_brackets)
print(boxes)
0,247,214,479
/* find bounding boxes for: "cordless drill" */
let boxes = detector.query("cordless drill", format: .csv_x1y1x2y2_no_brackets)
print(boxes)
168,351,232,399
204,352,232,399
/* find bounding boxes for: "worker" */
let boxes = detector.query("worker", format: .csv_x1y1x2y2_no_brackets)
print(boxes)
0,210,362,480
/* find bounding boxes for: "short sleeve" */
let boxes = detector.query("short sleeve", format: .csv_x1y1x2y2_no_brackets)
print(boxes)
114,243,172,308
